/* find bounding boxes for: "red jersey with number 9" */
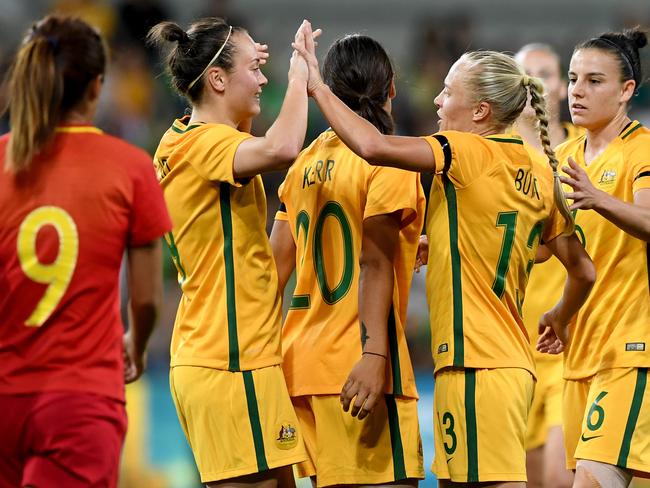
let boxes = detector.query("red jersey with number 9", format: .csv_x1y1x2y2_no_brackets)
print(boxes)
0,126,171,402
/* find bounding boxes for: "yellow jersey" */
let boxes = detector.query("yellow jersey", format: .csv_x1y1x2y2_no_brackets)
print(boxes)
521,122,584,364
556,120,650,379
277,130,425,398
423,131,565,376
154,117,283,371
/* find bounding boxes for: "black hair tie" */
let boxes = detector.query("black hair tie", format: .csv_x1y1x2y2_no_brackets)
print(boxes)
46,36,59,51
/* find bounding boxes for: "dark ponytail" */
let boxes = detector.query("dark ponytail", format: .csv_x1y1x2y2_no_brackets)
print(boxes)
5,15,106,172
322,35,395,135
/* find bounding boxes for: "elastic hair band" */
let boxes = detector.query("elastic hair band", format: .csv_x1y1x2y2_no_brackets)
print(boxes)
46,36,59,51
187,25,232,92
594,37,637,84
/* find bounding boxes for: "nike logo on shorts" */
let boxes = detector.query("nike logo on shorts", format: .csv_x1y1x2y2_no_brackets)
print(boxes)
580,433,603,442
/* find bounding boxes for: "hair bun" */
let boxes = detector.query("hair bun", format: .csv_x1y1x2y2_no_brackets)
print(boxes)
156,22,191,45
625,27,648,49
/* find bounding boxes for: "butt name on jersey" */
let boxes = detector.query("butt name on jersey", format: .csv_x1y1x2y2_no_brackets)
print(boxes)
303,159,335,189
514,168,541,200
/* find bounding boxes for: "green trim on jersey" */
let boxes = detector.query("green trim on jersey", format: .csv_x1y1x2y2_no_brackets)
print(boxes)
220,183,240,371
485,136,524,145
444,176,464,367
171,121,203,134
621,122,643,140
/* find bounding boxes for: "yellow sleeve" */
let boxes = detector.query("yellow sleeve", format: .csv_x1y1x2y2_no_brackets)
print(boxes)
541,203,566,244
181,125,253,186
421,131,492,186
364,166,420,227
627,137,650,193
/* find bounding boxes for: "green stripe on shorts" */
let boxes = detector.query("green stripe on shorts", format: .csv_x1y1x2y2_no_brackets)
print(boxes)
387,307,403,395
465,369,479,482
386,395,407,480
617,368,647,467
243,371,269,471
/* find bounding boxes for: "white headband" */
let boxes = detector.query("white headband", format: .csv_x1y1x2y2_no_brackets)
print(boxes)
187,25,233,92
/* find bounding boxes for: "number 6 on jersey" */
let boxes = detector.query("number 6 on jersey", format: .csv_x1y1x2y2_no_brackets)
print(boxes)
17,206,79,326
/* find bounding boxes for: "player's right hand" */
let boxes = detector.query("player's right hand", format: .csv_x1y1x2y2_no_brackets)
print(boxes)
340,352,386,420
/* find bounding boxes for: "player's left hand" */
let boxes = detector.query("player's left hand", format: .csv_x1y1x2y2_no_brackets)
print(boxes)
536,310,568,354
560,156,605,211
340,352,386,420
255,42,269,65
123,331,147,383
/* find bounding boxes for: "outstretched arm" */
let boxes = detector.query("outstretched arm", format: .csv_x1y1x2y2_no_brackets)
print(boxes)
292,21,436,173
233,23,322,178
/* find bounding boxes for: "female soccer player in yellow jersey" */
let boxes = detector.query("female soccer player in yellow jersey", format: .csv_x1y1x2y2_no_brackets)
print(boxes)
270,34,426,487
292,22,595,487
148,18,321,487
514,43,582,488
542,28,650,487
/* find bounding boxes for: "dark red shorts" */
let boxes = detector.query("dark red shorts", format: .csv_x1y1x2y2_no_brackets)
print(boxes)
0,391,127,488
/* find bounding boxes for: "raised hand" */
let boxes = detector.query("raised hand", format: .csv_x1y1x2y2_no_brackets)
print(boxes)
340,352,386,420
255,42,269,65
560,156,605,211
292,20,325,96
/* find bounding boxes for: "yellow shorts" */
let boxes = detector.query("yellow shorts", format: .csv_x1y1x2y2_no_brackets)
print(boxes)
169,365,307,483
563,368,649,476
526,358,564,450
432,367,534,483
291,395,424,487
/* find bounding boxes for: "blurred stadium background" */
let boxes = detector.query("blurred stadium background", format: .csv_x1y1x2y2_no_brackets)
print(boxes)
1,1,649,487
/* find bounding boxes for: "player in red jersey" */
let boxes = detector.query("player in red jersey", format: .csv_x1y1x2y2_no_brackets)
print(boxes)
0,15,171,488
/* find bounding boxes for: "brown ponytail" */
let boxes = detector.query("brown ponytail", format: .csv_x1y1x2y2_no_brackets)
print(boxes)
6,37,62,172
527,77,575,235
4,15,106,173
322,35,395,135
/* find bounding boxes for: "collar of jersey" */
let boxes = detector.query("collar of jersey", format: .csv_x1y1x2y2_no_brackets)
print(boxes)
484,133,524,145
55,124,103,135
172,116,205,134
620,120,643,140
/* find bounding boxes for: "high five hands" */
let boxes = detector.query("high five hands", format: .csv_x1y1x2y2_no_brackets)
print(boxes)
292,20,325,95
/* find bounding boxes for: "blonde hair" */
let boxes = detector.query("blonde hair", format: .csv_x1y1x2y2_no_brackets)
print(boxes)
461,50,575,235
